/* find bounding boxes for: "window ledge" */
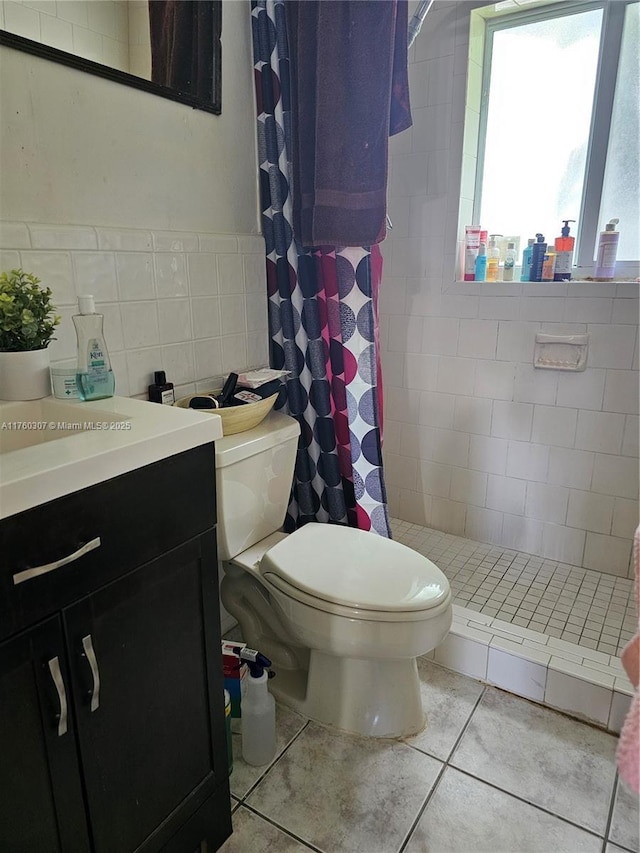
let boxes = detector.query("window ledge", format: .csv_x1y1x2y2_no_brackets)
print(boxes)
445,280,638,297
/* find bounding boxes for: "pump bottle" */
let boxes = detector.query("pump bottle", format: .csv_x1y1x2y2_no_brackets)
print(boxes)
520,238,535,281
239,649,276,766
529,234,547,282
554,220,575,281
73,295,115,400
594,218,620,280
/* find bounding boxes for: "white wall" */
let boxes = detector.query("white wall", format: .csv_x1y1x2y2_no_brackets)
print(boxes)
382,0,639,577
0,2,258,234
0,1,266,400
1,1,131,73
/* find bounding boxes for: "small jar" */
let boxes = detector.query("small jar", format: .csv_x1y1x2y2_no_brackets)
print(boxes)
51,360,80,400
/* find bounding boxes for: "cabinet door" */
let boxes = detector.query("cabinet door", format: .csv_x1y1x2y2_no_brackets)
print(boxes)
64,531,230,853
0,617,90,853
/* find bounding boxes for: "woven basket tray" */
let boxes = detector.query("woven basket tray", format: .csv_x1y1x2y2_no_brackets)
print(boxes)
174,391,278,435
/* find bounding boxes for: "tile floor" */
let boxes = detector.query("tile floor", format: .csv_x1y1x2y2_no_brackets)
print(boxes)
219,658,639,853
391,519,636,657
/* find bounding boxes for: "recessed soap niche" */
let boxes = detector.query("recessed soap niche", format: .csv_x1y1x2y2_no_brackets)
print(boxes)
533,333,589,372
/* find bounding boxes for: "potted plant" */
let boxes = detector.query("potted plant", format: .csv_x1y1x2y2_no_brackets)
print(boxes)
0,268,61,400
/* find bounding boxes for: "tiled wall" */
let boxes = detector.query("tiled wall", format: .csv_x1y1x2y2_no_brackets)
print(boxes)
0,220,269,400
381,0,639,576
0,1,131,73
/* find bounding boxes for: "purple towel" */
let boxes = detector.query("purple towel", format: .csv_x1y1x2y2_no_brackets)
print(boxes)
287,0,412,248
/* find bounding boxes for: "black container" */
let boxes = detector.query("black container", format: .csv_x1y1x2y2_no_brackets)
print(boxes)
148,370,175,405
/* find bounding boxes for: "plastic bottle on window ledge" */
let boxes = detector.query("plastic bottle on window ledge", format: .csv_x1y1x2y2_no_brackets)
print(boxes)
520,238,535,281
554,220,576,281
474,242,487,281
503,242,517,281
594,218,620,281
529,233,547,282
486,235,501,282
541,244,557,281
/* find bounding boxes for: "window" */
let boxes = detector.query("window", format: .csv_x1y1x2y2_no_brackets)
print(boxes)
469,0,639,278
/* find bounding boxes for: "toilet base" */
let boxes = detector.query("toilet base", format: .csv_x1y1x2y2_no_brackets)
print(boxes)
271,651,426,738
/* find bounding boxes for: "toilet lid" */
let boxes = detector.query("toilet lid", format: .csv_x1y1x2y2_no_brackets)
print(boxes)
259,523,449,612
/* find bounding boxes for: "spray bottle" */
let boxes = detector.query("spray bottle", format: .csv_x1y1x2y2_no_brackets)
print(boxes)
238,648,276,766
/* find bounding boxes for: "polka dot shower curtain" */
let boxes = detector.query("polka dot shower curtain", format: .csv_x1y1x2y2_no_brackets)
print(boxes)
251,0,391,537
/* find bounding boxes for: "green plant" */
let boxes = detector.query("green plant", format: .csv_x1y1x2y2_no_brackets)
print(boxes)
0,268,61,352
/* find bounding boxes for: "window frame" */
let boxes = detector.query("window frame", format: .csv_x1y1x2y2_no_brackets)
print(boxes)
472,0,638,278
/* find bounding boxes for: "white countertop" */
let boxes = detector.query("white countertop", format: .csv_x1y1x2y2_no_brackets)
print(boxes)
0,395,223,520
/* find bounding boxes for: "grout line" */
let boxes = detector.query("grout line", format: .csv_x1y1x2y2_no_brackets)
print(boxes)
232,718,310,803
396,760,448,853
397,686,487,853
600,774,620,853
449,765,609,845
239,802,324,852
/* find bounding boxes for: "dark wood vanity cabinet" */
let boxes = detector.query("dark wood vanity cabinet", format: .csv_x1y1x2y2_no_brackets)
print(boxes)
0,444,232,853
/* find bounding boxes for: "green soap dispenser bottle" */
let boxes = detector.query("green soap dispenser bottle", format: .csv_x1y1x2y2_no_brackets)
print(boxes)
73,295,115,401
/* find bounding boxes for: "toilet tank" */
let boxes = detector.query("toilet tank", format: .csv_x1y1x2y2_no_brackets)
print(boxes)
214,411,300,560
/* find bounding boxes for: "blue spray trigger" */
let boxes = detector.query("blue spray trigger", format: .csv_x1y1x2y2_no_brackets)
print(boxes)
234,647,272,678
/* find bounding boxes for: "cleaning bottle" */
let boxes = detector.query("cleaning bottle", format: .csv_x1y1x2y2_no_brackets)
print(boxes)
554,220,575,281
73,295,115,401
486,235,501,282
503,242,517,281
474,242,487,281
520,238,535,281
148,370,175,405
529,233,547,282
541,244,557,281
239,649,276,766
594,218,620,281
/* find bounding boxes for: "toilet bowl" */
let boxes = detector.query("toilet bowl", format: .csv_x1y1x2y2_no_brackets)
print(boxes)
215,412,452,738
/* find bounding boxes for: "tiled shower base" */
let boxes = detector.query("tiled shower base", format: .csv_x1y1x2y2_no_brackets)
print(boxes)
391,519,636,733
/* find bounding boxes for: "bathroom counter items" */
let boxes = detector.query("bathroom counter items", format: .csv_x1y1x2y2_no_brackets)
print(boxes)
0,394,222,519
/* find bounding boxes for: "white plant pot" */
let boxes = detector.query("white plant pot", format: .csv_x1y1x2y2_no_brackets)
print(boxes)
0,348,52,401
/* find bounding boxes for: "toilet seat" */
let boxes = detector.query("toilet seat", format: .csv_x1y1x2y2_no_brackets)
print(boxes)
259,523,450,620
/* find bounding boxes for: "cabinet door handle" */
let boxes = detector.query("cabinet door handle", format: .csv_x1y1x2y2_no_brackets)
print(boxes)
82,634,101,712
48,656,68,737
12,537,102,586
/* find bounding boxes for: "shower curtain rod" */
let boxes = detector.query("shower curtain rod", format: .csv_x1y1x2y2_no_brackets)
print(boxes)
407,0,435,47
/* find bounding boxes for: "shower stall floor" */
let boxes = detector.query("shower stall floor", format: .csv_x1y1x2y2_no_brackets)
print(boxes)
391,519,635,730
391,519,635,657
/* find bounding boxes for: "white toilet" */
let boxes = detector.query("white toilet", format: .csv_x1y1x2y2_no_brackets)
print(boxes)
216,410,452,738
